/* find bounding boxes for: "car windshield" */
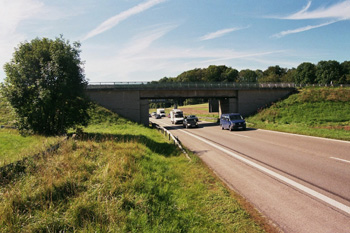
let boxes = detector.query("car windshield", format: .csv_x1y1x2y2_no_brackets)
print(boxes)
187,118,195,122
175,113,183,117
229,115,242,120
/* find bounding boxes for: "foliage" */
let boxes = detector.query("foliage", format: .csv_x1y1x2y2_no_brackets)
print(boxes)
0,95,64,166
259,65,287,83
0,93,15,126
239,69,258,82
155,60,350,85
1,36,90,136
295,62,316,84
315,60,342,84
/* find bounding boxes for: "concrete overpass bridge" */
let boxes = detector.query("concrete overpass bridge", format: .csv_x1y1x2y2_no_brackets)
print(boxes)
86,82,296,125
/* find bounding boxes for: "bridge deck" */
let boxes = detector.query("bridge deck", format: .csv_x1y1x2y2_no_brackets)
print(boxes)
87,82,297,90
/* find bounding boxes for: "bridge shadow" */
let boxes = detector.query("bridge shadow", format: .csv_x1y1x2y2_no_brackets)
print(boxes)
70,132,180,157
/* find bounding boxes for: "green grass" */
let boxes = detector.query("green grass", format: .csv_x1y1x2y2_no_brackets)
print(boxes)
0,129,64,166
247,87,350,140
0,95,64,166
0,94,15,126
0,103,267,232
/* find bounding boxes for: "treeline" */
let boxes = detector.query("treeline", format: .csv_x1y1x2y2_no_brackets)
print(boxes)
155,60,350,84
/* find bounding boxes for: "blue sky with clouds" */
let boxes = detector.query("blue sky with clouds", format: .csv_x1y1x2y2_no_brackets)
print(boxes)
1,0,349,83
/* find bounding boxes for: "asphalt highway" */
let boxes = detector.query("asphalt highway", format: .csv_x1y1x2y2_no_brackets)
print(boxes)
152,117,350,233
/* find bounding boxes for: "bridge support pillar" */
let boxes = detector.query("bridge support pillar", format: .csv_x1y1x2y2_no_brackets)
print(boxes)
140,99,149,126
219,97,238,116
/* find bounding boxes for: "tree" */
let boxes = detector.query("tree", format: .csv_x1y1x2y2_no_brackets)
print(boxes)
340,61,350,84
295,62,316,84
316,60,342,84
1,36,90,135
239,69,257,82
221,67,239,82
281,68,296,83
259,65,286,83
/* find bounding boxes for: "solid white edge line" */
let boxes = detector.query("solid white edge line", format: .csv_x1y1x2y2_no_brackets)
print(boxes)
330,157,350,164
179,129,350,215
258,129,350,144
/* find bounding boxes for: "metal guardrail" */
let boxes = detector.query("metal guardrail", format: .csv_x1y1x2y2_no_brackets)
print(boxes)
150,121,191,160
87,82,298,90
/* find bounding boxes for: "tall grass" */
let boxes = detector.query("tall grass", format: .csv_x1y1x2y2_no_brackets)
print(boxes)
0,95,64,166
0,94,15,127
247,87,350,140
0,104,266,232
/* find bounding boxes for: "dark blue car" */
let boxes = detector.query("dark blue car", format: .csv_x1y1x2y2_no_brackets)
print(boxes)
220,113,246,131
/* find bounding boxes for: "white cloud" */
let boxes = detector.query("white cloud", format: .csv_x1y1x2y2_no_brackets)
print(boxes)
200,26,248,41
271,1,350,38
0,0,44,36
82,0,167,41
284,0,350,20
0,0,46,81
120,24,177,56
83,32,283,82
272,20,338,38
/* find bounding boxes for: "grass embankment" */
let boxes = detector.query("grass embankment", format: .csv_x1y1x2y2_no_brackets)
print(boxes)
0,104,266,232
0,95,64,166
247,87,350,140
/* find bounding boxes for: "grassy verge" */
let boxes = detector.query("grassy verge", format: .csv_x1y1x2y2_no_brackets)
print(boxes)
0,95,64,166
0,104,267,232
246,87,350,141
0,94,15,127
0,129,64,166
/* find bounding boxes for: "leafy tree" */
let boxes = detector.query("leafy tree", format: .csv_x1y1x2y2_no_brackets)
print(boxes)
221,67,239,82
316,60,342,84
281,68,296,83
177,68,204,82
1,36,90,135
205,65,225,82
239,69,258,82
340,61,350,84
259,65,286,83
295,62,316,84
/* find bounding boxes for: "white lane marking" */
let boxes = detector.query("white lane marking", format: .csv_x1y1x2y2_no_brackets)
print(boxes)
179,129,350,214
258,129,350,144
330,157,350,164
231,133,250,138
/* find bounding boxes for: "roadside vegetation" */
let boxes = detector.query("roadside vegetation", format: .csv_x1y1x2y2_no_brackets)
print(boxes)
0,101,267,232
247,87,350,141
0,95,64,166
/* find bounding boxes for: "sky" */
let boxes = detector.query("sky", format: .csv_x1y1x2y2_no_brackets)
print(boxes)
0,0,350,83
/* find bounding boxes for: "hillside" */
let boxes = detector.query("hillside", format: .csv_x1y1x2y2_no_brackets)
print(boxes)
247,87,350,140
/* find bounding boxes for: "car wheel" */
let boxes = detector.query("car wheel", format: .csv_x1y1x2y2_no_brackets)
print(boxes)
221,125,224,130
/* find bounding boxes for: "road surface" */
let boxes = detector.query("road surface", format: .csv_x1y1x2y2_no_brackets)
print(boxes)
152,117,350,233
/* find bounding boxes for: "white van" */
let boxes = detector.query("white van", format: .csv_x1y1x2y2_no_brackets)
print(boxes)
170,109,184,124
156,108,166,117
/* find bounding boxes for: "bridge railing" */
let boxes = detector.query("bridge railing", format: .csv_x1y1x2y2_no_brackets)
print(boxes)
87,82,298,89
